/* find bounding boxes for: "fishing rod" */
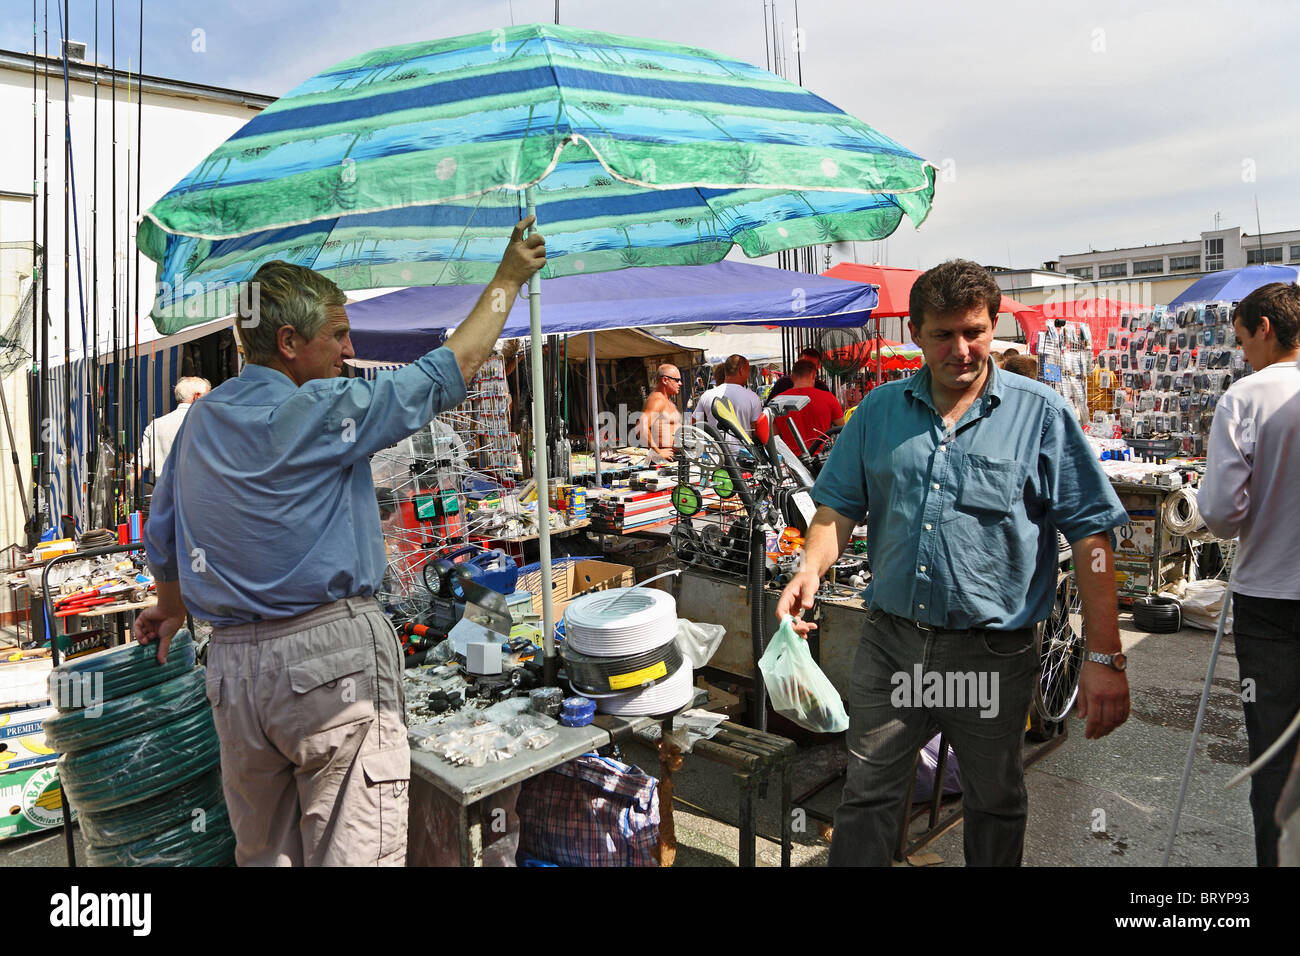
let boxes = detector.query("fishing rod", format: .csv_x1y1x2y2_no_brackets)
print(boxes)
28,0,40,546
58,0,95,534
60,0,70,530
89,0,100,520
131,0,143,514
124,53,132,517
111,0,121,524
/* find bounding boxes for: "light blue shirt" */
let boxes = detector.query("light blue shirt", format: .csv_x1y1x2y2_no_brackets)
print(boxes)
144,347,467,625
812,362,1127,630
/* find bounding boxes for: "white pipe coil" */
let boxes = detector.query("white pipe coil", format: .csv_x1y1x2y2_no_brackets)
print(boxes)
563,588,678,656
1163,486,1205,536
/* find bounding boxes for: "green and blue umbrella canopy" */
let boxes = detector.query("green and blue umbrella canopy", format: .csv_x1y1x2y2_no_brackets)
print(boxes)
140,23,938,329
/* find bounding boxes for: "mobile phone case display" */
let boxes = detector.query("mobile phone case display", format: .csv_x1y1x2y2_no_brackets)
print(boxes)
1035,322,1092,420
1099,302,1247,456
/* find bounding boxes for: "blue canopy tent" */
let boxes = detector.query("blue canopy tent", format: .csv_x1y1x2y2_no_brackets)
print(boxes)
1168,265,1298,308
347,259,877,487
346,260,878,362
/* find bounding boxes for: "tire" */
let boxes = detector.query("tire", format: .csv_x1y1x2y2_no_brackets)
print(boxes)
1033,565,1085,724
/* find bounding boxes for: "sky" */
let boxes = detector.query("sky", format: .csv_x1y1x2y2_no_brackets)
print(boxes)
2,0,1297,273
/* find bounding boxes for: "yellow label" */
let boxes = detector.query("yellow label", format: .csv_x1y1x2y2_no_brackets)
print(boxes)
609,661,668,690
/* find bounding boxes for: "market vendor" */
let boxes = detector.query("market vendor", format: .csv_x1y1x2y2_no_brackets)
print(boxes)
641,364,683,461
777,259,1131,867
134,217,547,867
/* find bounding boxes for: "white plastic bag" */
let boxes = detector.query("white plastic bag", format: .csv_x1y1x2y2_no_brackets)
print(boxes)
1172,580,1232,632
758,616,849,733
674,619,726,669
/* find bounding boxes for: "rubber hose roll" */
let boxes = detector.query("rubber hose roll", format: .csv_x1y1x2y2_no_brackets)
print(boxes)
49,630,196,711
58,707,221,814
43,669,208,755
85,798,236,867
561,640,683,695
1133,596,1182,633
77,769,226,848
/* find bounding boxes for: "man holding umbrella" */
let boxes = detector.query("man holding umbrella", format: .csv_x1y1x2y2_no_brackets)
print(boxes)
135,219,546,866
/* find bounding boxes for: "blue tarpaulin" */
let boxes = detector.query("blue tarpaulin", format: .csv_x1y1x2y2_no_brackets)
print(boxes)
1168,265,1298,307
346,261,878,362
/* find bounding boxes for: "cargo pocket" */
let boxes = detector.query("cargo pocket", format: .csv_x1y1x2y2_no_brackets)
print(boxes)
288,646,374,739
363,743,411,865
204,673,223,709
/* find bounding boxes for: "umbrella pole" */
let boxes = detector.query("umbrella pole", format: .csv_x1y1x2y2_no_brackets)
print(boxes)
588,331,601,488
524,187,557,685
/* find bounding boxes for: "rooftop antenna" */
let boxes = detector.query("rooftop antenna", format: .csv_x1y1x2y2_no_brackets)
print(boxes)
1254,196,1264,258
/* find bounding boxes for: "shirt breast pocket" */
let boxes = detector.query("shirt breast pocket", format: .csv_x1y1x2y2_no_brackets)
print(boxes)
956,454,1021,516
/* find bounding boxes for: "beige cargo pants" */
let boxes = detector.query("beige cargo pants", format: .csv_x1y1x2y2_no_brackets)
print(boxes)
205,596,410,866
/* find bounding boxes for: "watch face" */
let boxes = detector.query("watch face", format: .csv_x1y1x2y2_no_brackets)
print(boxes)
1112,652,1127,671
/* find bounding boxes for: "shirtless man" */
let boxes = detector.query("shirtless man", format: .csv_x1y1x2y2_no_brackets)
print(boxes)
641,364,682,461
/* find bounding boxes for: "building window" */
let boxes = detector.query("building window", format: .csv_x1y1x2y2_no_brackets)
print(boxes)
1205,237,1224,271
1246,246,1282,265
1132,259,1163,275
1098,263,1127,278
1169,255,1199,271
1065,266,1093,280
1290,245,1300,262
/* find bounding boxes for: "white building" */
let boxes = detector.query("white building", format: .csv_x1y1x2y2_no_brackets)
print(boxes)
0,44,272,564
1058,225,1300,282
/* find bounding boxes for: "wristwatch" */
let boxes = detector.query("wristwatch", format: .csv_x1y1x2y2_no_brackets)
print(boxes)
1086,651,1127,672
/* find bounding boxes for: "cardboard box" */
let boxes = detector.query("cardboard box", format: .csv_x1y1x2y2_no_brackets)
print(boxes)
1114,515,1178,559
0,705,58,774
532,559,635,617
0,763,72,841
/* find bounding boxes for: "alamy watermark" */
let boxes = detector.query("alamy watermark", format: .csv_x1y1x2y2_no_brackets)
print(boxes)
890,664,1000,718
49,672,104,718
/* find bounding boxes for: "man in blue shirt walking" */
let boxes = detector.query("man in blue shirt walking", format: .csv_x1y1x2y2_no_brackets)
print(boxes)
136,218,546,865
777,259,1131,866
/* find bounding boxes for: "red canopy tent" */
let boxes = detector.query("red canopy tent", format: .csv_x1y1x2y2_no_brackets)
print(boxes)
823,262,1030,319
1014,298,1144,355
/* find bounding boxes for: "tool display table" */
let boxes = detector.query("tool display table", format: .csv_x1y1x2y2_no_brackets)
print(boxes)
408,691,704,866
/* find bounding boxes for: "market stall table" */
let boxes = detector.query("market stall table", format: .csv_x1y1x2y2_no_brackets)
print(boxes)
408,690,704,866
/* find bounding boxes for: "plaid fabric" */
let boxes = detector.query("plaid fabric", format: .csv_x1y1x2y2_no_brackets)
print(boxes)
516,753,660,867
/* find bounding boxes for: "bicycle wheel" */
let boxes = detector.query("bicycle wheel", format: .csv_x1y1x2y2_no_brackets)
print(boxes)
1033,566,1085,723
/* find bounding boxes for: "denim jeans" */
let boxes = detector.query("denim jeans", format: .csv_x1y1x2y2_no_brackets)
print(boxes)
1232,593,1300,868
829,607,1038,866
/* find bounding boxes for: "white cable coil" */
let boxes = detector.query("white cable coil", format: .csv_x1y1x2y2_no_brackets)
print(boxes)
1163,486,1205,536
577,660,694,716
563,587,678,656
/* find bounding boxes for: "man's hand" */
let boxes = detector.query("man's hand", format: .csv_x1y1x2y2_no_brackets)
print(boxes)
1076,661,1129,739
494,216,547,286
134,604,186,664
775,569,821,638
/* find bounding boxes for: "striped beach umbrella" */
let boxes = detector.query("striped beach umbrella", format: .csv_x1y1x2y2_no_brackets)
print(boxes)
137,23,938,681
139,23,937,328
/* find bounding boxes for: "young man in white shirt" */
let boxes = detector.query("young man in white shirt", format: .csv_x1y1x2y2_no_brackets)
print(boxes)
1199,282,1300,867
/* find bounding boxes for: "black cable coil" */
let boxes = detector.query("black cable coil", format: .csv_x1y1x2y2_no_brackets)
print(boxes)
560,640,683,695
1132,596,1182,633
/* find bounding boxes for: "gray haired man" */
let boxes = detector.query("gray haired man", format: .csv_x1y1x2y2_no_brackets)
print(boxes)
136,218,546,865
139,376,211,481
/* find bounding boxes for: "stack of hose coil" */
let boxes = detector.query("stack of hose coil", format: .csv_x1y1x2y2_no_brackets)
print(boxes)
43,630,235,866
1132,596,1183,633
562,588,692,716
1162,487,1205,536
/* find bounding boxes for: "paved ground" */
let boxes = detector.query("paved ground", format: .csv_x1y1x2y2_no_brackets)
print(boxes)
1,612,1256,868
621,610,1255,868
